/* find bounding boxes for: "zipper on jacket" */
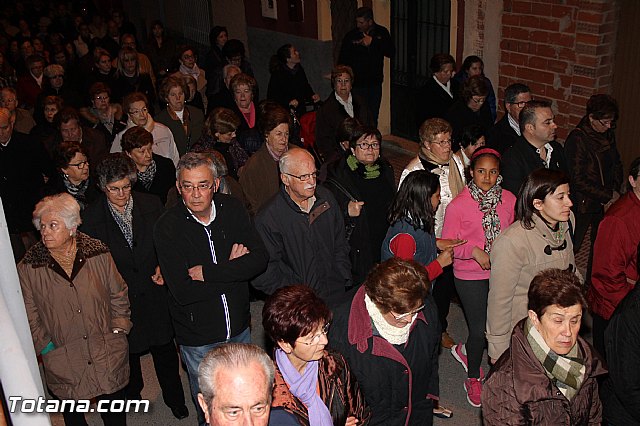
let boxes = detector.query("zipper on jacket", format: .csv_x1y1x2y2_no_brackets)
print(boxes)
204,227,217,264
221,294,231,340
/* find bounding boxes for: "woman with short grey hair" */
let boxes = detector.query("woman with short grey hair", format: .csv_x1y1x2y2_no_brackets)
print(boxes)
81,153,188,418
18,193,131,425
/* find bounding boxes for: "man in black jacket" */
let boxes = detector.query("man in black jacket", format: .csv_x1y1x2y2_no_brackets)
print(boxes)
487,83,532,154
501,100,568,195
339,6,394,126
153,152,268,426
253,148,352,307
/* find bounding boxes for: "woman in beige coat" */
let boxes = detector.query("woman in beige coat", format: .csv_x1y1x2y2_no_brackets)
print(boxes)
17,193,131,425
487,169,580,363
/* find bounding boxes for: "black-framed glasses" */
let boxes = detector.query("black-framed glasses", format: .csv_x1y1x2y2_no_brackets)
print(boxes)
283,171,318,182
391,304,425,321
296,322,330,346
509,101,528,108
598,119,616,129
180,183,214,193
356,142,380,150
68,160,89,169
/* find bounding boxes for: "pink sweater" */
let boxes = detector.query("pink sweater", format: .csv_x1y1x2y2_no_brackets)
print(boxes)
442,186,516,280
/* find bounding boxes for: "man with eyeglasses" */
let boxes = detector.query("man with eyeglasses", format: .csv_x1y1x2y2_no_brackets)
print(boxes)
55,107,109,174
0,107,54,260
501,100,568,195
488,83,532,154
253,148,352,307
154,152,268,426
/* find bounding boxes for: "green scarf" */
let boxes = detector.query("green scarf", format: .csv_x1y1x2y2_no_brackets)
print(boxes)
347,154,381,179
525,318,586,401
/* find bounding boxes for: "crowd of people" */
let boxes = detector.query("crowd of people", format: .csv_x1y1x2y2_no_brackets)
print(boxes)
2,4,640,426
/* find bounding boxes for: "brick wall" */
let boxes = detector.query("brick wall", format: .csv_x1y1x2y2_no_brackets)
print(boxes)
499,0,617,140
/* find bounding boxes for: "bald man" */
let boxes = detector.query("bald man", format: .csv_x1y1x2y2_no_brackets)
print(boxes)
253,148,352,306
0,107,54,260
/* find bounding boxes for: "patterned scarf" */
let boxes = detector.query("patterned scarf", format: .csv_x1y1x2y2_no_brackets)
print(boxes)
347,154,380,179
108,196,134,248
364,293,416,345
137,159,156,190
467,176,503,252
525,318,586,401
63,174,90,209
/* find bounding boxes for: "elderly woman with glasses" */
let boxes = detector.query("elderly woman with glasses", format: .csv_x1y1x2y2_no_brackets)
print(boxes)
17,193,131,426
564,94,624,286
263,285,370,426
110,91,180,166
487,168,580,363
155,75,205,156
445,75,493,145
330,257,441,425
324,125,395,286
43,141,99,209
80,153,189,419
80,82,127,143
483,269,606,425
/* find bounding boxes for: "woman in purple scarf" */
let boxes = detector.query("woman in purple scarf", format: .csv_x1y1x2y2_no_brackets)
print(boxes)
262,285,370,426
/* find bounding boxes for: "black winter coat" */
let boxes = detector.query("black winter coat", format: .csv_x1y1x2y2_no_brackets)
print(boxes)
415,77,460,126
329,286,440,426
501,137,568,195
338,24,394,88
267,63,315,117
132,153,176,206
488,114,520,154
324,156,395,286
81,192,173,353
602,283,640,425
445,100,493,149
153,193,268,346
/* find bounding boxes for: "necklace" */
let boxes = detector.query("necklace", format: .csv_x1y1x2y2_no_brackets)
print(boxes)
49,238,77,276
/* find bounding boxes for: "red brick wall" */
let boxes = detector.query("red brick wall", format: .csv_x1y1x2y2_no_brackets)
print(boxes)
499,0,617,140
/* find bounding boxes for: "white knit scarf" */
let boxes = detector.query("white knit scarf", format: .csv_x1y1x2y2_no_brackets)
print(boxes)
364,293,416,345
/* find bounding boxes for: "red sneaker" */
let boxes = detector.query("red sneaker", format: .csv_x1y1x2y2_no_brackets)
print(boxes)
464,378,482,408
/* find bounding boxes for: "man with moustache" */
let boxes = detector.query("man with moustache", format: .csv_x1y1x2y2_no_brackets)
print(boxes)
501,100,568,195
253,148,352,306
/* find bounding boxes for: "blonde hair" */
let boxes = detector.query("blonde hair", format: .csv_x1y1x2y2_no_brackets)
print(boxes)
32,193,81,230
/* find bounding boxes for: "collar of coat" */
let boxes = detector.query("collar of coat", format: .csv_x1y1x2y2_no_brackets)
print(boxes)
21,232,110,268
279,185,332,225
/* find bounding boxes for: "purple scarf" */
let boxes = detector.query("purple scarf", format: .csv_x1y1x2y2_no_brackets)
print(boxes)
275,349,333,426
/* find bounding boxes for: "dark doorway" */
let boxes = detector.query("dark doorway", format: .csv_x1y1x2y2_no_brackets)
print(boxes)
391,0,451,140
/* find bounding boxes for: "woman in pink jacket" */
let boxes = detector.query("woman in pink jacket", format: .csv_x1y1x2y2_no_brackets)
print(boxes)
442,148,516,408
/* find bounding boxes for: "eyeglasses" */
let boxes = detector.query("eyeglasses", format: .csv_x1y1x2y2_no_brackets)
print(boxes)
106,183,132,194
510,101,528,108
94,95,109,101
180,183,213,193
598,119,616,129
296,322,330,346
336,79,351,84
50,74,64,79
68,160,89,169
283,171,318,182
182,54,195,60
129,108,148,116
391,305,425,321
471,97,486,105
431,139,452,146
356,142,380,150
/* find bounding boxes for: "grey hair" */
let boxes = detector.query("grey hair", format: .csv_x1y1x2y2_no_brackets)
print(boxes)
95,153,138,190
32,193,82,230
44,64,64,78
176,152,218,180
504,83,530,105
198,343,275,405
222,64,241,80
278,147,312,175
207,152,230,195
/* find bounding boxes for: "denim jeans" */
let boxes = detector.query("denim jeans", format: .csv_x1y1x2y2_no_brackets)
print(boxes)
179,328,251,426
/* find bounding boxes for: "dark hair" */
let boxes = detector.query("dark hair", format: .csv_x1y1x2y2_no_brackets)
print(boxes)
628,157,640,193
355,6,374,21
209,26,227,46
178,45,196,60
270,44,293,74
528,268,587,318
89,82,112,99
461,55,483,74
586,94,619,121
504,83,530,104
42,95,63,110
121,126,153,152
459,124,485,149
519,100,552,134
96,153,138,190
469,148,501,171
56,107,80,129
262,285,332,348
258,102,290,138
336,117,361,143
429,53,456,74
26,54,45,68
349,125,382,149
93,47,110,64
388,170,440,234
222,39,245,60
206,107,241,137
364,257,430,314
123,92,148,112
53,141,86,170
461,75,489,103
516,168,570,229
159,75,187,103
